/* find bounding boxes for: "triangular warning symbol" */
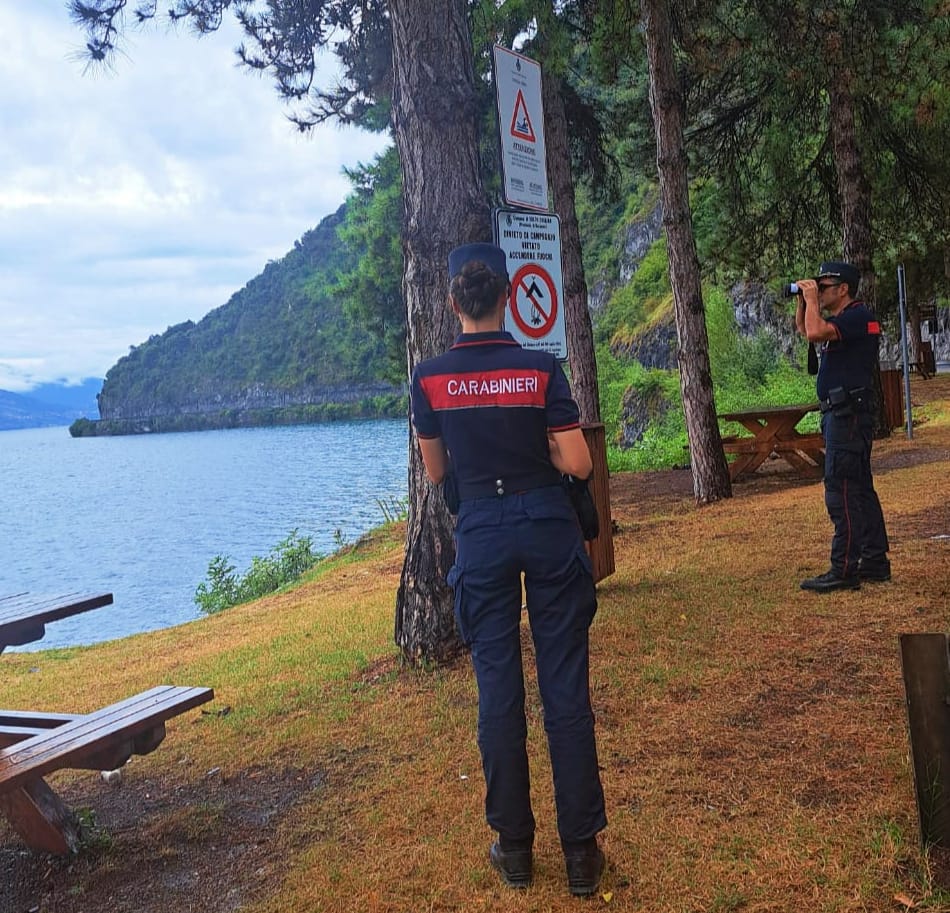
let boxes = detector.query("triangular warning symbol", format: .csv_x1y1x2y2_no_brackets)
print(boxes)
509,89,536,142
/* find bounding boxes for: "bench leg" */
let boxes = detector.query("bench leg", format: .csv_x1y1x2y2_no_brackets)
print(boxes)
728,450,769,480
73,723,166,771
0,778,82,855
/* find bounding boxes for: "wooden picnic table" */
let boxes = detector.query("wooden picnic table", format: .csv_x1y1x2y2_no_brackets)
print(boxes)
0,591,215,854
0,685,215,853
718,403,825,481
0,592,114,653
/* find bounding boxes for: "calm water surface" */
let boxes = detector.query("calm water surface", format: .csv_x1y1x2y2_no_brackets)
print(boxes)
0,421,408,651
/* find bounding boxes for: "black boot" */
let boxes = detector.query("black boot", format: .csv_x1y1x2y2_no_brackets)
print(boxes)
857,559,891,582
800,568,860,593
563,838,605,897
489,841,533,889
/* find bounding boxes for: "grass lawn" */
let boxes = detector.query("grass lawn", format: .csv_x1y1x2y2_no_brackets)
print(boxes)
2,374,949,913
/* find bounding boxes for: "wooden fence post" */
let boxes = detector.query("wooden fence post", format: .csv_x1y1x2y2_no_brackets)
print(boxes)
582,423,614,584
899,633,950,847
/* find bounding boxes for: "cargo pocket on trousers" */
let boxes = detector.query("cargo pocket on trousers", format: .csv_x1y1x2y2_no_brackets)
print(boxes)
571,544,598,626
827,448,862,483
446,565,471,646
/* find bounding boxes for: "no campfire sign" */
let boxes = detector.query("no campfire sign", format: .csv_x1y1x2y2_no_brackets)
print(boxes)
495,209,566,359
493,45,548,212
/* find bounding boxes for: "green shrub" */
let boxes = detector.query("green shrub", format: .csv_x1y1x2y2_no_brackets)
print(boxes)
195,530,322,614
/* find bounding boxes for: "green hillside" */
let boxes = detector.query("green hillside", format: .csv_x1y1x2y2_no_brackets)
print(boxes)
71,204,406,437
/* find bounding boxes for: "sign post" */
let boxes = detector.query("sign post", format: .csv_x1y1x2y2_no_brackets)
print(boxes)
495,208,565,359
493,45,548,212
491,46,614,584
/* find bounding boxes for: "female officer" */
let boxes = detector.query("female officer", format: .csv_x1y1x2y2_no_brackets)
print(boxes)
410,242,607,896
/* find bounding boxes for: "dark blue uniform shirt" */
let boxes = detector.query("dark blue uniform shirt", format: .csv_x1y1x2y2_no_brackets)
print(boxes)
411,331,579,498
816,300,881,399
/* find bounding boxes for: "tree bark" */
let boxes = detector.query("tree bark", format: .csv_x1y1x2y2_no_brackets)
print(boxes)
641,0,731,504
829,69,875,309
543,71,601,424
389,0,491,665
828,67,890,435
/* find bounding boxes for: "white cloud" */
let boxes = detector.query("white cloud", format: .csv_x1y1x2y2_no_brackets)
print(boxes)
0,5,390,392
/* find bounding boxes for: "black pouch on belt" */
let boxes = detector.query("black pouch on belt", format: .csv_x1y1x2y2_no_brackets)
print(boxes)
848,387,871,412
828,386,853,418
564,474,600,541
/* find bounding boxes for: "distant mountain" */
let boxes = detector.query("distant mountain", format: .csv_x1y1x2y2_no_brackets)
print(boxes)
26,379,102,415
0,379,101,431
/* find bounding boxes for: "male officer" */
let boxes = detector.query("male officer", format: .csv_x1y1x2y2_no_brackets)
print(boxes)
794,261,890,592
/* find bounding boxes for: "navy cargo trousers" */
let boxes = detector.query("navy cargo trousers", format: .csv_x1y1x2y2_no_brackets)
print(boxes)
447,484,607,846
822,410,889,576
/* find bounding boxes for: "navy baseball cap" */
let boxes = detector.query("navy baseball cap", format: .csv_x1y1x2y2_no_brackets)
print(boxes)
817,261,860,288
448,243,508,280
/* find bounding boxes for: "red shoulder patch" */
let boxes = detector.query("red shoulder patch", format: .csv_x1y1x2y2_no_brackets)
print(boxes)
867,321,881,335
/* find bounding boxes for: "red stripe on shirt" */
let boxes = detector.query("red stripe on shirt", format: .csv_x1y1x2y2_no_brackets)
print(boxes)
420,368,549,410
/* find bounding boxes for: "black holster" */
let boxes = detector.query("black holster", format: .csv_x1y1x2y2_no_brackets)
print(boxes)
564,474,599,541
441,471,460,515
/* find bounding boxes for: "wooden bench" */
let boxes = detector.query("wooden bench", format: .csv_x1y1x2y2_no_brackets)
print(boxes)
722,432,826,458
0,685,214,854
0,710,81,749
0,592,114,652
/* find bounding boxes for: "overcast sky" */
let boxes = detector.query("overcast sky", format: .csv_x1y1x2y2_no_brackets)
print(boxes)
0,4,390,392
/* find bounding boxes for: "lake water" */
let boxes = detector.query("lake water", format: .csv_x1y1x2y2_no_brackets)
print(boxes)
0,421,408,651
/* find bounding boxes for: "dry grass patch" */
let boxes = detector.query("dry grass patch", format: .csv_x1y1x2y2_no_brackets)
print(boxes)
2,375,950,913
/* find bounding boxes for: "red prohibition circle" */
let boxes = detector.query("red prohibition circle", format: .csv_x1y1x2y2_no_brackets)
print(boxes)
509,264,558,339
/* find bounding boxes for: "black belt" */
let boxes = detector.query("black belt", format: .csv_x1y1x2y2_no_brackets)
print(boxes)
457,476,561,501
819,387,871,413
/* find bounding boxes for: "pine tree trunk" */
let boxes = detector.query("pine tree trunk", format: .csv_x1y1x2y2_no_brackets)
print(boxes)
829,70,875,309
543,72,601,424
641,0,732,504
829,70,890,436
389,0,492,665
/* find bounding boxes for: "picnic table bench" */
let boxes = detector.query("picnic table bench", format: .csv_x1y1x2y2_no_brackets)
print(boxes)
0,592,114,652
0,685,214,854
719,403,825,481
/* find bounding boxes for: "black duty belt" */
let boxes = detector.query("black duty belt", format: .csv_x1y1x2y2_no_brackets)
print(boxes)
457,475,561,501
819,387,871,413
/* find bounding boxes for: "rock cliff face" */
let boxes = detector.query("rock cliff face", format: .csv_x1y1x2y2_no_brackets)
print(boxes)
730,280,802,360
74,379,407,436
618,382,671,448
589,201,664,318
610,278,801,375
97,381,402,422
616,321,678,370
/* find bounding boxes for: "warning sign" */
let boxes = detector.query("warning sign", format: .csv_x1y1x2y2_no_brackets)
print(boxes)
493,45,548,212
510,90,536,142
495,208,566,359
